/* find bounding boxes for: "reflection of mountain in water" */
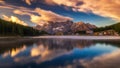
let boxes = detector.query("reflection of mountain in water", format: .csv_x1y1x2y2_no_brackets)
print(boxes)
36,39,95,50
0,38,120,55
0,38,120,68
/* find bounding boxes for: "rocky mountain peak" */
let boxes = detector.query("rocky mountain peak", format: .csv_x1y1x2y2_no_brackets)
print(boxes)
35,21,97,34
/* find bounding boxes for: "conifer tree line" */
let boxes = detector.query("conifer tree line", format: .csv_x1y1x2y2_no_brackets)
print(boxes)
94,22,120,34
0,19,48,36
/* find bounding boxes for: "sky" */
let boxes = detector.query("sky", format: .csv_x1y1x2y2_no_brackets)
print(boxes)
0,0,120,27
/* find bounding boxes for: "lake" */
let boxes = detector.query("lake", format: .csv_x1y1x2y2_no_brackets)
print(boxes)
0,37,120,68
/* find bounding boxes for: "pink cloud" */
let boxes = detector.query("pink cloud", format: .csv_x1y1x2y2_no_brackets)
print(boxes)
13,8,73,25
48,0,120,21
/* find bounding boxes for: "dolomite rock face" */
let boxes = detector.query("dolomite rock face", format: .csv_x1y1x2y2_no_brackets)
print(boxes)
35,20,73,34
35,21,97,34
71,22,97,32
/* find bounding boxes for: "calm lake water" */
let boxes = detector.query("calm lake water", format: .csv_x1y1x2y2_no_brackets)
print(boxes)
0,38,120,68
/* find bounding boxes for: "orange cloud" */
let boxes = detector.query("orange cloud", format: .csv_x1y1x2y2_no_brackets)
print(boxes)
0,1,73,26
2,15,28,26
0,0,5,4
34,8,73,22
13,9,32,15
13,8,73,25
49,0,120,21
25,0,32,5
45,0,56,5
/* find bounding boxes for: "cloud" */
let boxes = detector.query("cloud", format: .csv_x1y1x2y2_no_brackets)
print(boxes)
34,8,73,22
25,0,31,5
23,0,55,5
0,0,73,26
13,9,32,15
0,0,5,4
49,0,120,21
2,15,28,26
13,8,73,25
44,0,56,5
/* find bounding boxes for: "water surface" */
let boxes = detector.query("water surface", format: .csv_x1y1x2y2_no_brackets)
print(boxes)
0,38,120,68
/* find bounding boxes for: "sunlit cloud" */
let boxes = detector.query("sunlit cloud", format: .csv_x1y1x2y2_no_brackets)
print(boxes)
35,8,73,22
2,15,28,26
49,0,120,21
0,0,5,4
45,0,56,5
0,0,118,26
13,9,32,16
25,0,32,5
13,7,73,25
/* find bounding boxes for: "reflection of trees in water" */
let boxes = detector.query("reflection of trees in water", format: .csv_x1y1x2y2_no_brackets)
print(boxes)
35,39,120,52
0,38,37,55
94,40,120,48
1,38,120,57
36,39,95,51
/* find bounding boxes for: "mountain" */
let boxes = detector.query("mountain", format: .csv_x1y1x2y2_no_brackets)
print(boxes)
36,20,73,34
35,21,97,34
71,22,97,33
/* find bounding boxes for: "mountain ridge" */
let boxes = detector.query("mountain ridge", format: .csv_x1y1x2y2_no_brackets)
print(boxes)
35,21,97,34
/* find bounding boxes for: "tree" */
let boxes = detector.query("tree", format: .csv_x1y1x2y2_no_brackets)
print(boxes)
0,19,48,36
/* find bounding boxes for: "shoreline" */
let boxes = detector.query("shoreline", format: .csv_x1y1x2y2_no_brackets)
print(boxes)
32,36,120,40
0,36,120,40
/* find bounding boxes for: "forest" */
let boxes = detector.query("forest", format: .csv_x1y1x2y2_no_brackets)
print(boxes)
0,19,48,36
94,22,120,34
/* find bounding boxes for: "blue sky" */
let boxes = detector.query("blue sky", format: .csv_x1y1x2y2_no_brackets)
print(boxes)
0,0,119,27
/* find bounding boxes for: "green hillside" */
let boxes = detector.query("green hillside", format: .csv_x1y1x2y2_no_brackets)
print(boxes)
0,19,47,36
94,22,120,34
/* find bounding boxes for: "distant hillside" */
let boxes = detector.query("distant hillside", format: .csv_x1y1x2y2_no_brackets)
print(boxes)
0,19,47,36
94,22,120,34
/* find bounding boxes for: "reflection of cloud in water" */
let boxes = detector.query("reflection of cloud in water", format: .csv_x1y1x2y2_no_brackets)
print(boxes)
11,46,26,57
0,45,27,67
31,44,50,57
2,45,26,57
14,44,71,64
80,50,120,68
0,39,120,68
56,49,120,68
35,48,71,63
